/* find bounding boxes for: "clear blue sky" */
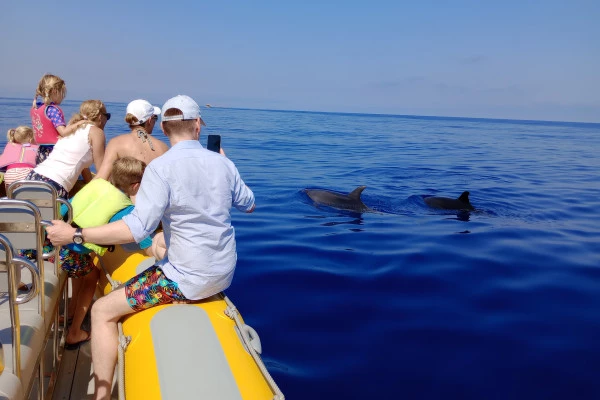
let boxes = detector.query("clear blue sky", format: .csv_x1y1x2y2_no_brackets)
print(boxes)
1,0,598,122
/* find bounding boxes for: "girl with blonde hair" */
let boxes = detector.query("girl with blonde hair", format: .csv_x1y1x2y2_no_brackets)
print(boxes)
23,99,108,349
0,126,39,189
30,74,86,163
28,99,107,197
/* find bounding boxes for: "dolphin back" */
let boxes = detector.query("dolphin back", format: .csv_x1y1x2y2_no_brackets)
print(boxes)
305,186,370,212
424,191,474,210
348,186,367,200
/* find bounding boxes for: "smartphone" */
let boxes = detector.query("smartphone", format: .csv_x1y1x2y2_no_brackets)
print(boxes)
207,134,221,153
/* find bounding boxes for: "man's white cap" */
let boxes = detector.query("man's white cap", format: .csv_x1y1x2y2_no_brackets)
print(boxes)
126,99,161,125
161,95,206,126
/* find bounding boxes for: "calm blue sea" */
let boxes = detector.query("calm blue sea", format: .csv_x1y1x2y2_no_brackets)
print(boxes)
1,97,600,399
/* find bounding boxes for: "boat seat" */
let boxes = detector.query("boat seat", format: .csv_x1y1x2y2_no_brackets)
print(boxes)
7,180,73,277
150,305,243,400
2,266,64,333
0,199,63,332
0,367,24,399
0,312,45,399
0,235,45,400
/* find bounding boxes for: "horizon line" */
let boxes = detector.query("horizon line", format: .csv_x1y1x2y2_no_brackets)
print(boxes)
2,96,598,127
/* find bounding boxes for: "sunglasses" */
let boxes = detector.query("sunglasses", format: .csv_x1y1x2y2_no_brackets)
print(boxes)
152,115,158,121
104,112,111,121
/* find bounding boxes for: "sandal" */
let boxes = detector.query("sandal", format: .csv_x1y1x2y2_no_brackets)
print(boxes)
65,331,91,350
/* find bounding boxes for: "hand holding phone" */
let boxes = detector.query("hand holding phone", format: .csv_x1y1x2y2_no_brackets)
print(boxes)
207,134,221,153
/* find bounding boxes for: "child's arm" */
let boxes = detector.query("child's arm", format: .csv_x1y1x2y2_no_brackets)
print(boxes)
150,232,167,260
56,120,86,137
47,105,84,138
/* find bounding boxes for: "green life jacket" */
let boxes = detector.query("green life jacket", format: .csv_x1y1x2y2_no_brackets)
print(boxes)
71,179,132,255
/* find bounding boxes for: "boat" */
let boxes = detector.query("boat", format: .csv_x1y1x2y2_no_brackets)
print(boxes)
96,245,284,399
0,181,284,399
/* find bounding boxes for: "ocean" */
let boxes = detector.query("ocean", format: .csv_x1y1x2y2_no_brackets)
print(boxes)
1,97,600,399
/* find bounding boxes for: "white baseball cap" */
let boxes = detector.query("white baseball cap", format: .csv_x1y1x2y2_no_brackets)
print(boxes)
161,95,206,126
126,99,161,125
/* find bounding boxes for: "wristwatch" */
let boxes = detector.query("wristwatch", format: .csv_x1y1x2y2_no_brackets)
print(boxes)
73,228,84,245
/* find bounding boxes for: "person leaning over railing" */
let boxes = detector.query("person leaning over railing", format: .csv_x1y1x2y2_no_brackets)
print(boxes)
21,99,107,349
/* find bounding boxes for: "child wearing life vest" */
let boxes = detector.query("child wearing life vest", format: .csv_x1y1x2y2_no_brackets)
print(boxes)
30,74,87,163
107,157,154,252
59,157,154,349
0,126,39,190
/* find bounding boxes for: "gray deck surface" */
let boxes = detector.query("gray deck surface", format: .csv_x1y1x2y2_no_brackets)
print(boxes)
48,302,117,400
50,340,116,400
49,334,117,400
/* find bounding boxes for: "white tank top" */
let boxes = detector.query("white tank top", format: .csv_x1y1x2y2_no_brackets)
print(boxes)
34,123,94,191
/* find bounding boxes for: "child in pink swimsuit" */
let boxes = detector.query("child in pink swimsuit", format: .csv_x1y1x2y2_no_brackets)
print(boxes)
30,74,84,163
0,126,39,190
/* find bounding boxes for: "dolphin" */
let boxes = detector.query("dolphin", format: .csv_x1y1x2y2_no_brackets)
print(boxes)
423,191,474,211
305,186,370,212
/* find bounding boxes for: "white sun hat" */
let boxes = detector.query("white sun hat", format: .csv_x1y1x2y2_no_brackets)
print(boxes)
126,99,161,125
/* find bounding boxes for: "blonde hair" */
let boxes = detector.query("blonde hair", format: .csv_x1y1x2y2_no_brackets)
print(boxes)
110,157,146,193
125,113,152,131
68,100,106,128
32,74,67,107
161,108,197,136
6,126,34,144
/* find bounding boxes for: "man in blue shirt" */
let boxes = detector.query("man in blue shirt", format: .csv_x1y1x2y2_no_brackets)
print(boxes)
46,95,256,400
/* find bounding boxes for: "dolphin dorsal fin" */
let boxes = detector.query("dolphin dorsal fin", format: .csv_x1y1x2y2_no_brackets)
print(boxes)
349,186,367,199
458,191,470,203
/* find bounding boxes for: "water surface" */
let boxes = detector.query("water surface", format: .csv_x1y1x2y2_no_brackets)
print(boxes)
1,98,599,399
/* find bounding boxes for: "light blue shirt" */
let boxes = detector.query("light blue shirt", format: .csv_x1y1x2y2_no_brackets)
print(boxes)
110,206,152,251
122,140,255,300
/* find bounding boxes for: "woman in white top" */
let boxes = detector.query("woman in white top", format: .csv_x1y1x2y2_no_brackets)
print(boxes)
24,99,107,349
27,99,107,198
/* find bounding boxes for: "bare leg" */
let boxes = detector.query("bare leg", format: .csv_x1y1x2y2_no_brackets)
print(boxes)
67,277,82,319
66,268,99,344
91,287,134,400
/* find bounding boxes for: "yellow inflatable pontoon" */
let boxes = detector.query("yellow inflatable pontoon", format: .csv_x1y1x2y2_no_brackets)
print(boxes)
96,246,284,400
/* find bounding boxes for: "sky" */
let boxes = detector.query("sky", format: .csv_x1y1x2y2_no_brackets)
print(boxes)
1,0,598,123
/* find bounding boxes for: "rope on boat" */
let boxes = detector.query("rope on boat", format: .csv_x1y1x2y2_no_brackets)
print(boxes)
97,258,121,289
117,321,131,400
97,257,128,399
224,295,285,400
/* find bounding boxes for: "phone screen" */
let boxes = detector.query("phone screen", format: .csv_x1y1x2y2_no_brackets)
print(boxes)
207,135,221,153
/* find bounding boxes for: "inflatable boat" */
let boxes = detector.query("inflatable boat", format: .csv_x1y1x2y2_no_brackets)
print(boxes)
0,180,283,399
96,245,284,400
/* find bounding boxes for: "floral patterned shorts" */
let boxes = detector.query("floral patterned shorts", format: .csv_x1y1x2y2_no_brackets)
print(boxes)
20,238,95,278
36,145,54,165
25,170,68,198
124,265,189,312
